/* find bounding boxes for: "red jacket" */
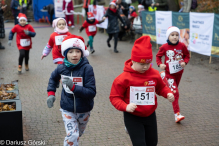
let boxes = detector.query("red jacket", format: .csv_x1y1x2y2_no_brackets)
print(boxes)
130,11,138,18
156,42,190,74
63,0,74,15
48,32,71,63
82,19,99,36
11,24,35,50
109,59,172,117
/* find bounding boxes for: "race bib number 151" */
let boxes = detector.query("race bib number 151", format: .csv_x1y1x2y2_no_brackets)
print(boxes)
130,86,155,105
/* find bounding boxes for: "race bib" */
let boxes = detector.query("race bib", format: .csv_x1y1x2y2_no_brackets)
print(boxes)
169,61,183,74
61,75,83,94
20,39,30,47
88,26,96,32
130,86,155,105
55,35,67,46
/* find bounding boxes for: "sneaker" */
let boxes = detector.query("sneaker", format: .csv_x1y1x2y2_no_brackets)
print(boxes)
175,112,185,123
114,49,119,53
91,49,95,54
107,41,111,48
125,127,128,134
0,45,5,49
18,65,22,74
25,64,29,71
71,25,75,28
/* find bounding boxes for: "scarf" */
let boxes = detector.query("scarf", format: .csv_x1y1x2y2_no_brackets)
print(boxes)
64,58,82,69
109,8,117,13
167,40,179,45
86,18,95,24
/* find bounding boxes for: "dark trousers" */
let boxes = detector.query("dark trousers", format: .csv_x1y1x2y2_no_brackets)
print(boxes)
14,13,19,25
124,112,158,146
19,49,29,66
107,33,118,50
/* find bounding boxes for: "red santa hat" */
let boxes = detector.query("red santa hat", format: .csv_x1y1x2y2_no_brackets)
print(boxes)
17,13,27,22
166,26,180,40
138,4,144,9
61,35,89,57
87,12,95,20
110,1,116,6
131,36,153,63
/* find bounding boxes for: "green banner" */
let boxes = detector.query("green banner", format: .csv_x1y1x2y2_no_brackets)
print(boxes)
142,11,156,42
211,14,219,57
172,12,190,48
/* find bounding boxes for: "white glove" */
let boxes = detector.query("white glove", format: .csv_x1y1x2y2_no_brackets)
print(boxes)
8,40,12,46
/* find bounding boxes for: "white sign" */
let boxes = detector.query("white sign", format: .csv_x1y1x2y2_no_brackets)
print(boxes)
61,75,83,94
189,12,214,56
169,61,183,74
55,0,65,18
130,86,155,105
156,11,172,45
55,35,67,45
88,5,108,29
20,39,30,47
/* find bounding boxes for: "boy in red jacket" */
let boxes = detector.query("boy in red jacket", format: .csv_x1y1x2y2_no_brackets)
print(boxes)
8,13,36,74
79,12,104,54
156,26,190,123
109,36,174,146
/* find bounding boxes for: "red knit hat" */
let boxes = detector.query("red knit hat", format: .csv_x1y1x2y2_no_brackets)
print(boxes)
131,36,153,63
17,13,27,22
87,12,95,20
61,35,89,57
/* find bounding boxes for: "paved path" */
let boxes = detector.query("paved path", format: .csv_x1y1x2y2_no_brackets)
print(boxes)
0,22,219,146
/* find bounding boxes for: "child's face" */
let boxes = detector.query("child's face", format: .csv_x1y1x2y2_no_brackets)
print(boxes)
129,8,133,12
132,61,150,73
19,19,27,26
110,5,116,9
168,32,179,44
90,19,95,22
57,20,66,30
67,49,82,64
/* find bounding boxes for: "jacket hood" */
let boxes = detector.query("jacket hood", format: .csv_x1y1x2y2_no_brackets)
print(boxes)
123,59,152,74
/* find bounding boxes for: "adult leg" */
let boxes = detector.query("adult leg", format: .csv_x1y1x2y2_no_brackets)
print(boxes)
124,112,147,146
60,109,80,146
113,33,119,53
14,13,19,25
65,15,69,26
144,112,158,146
107,33,113,47
0,41,5,49
69,15,74,27
24,50,30,71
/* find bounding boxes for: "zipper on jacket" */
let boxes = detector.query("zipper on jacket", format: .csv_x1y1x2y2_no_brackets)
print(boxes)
71,71,76,113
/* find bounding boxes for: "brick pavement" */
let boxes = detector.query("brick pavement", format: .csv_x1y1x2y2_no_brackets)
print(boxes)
0,22,219,146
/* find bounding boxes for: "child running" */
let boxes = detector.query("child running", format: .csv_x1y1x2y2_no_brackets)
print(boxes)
102,1,127,53
109,36,174,146
156,26,190,123
79,12,104,54
8,13,36,74
41,18,71,64
46,35,96,146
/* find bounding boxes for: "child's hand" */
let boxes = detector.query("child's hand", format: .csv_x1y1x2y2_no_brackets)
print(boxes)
180,62,186,68
62,77,74,89
102,17,106,20
167,93,174,102
41,55,46,60
8,40,12,46
159,64,166,70
24,29,29,35
47,95,56,108
126,103,137,112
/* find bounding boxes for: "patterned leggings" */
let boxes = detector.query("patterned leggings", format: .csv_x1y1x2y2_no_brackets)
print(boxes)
60,109,90,146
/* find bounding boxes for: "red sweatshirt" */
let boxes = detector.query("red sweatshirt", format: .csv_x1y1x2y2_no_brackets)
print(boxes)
109,59,172,117
82,20,99,37
11,24,35,50
48,32,71,62
156,42,190,75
